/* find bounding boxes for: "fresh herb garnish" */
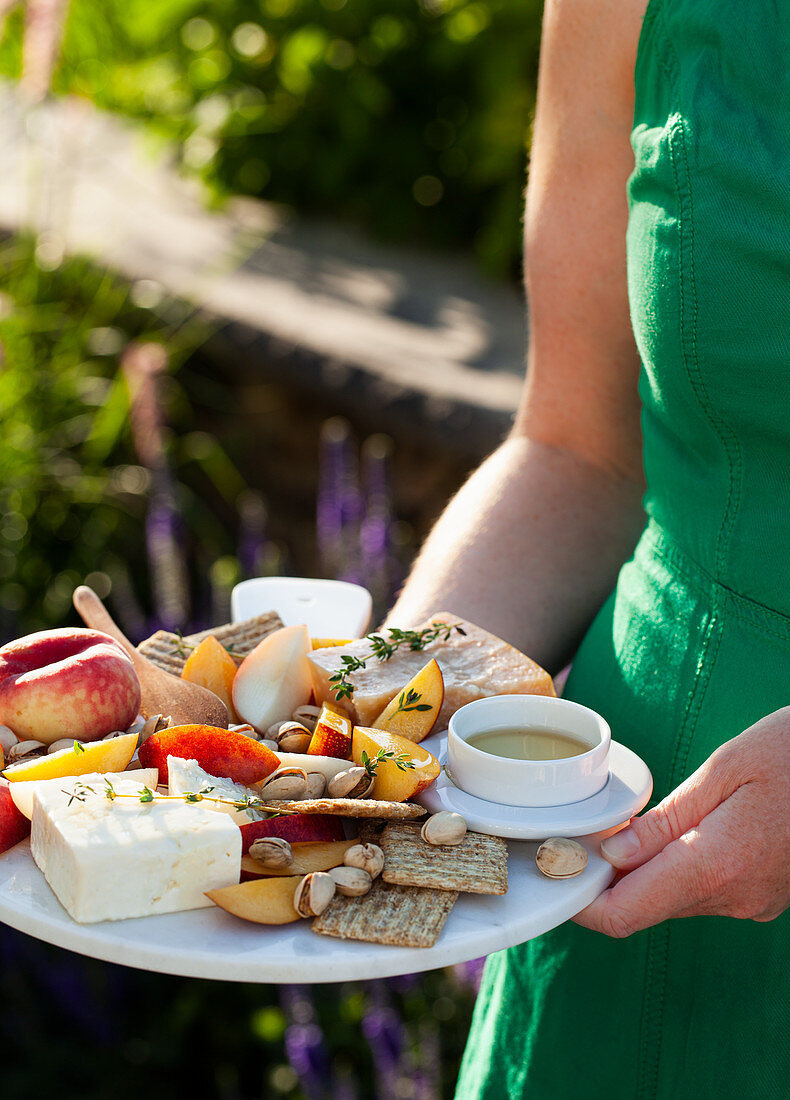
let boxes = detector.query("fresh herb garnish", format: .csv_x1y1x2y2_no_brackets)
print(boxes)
391,688,433,717
328,621,465,701
59,780,300,815
73,740,85,755
361,748,416,779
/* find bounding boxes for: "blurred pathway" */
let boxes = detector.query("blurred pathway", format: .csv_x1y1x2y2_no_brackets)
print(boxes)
0,83,526,455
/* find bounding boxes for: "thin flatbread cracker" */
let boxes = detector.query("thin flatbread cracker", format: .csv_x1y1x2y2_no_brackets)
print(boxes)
262,798,426,819
380,822,508,894
312,877,457,948
138,612,283,675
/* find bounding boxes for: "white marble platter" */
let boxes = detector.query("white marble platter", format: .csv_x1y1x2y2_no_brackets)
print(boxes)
0,833,613,983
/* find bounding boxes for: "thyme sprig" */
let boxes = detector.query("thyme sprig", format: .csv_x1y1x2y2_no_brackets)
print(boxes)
360,748,417,779
62,779,295,815
328,621,465,702
392,688,433,717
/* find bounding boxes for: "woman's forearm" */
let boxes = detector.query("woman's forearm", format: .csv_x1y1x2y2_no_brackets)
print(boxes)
385,434,645,674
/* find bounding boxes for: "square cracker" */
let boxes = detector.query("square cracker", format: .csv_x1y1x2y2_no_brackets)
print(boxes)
357,819,388,844
262,798,426,820
379,822,508,894
137,612,283,675
312,877,458,948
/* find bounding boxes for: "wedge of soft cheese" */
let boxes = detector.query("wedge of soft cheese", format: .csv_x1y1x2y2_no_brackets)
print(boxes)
31,777,241,923
308,612,555,737
167,756,265,825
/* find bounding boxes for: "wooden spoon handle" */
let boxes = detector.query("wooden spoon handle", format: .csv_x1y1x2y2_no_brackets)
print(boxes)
73,586,138,660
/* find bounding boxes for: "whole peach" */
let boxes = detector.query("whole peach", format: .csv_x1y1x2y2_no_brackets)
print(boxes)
0,629,141,745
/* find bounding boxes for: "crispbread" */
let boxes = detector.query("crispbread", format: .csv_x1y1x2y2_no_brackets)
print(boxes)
357,819,388,844
262,798,426,819
311,877,457,948
137,612,283,675
379,822,508,894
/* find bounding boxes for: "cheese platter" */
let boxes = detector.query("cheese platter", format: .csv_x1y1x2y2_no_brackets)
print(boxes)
0,593,649,982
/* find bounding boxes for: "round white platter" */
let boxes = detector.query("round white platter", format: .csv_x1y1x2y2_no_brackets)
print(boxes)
0,835,613,983
417,734,653,840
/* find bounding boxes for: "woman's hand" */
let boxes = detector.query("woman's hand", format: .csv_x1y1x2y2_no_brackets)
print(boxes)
574,709,790,937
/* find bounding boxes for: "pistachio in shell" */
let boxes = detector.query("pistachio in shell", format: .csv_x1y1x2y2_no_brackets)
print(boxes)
249,836,294,871
535,838,588,879
292,704,322,731
327,767,374,800
259,767,308,801
343,843,384,879
421,811,467,846
328,866,372,897
294,872,336,917
305,771,327,798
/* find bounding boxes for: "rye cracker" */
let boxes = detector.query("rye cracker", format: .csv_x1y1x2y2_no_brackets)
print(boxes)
261,798,426,820
312,877,457,948
138,612,283,675
379,822,508,894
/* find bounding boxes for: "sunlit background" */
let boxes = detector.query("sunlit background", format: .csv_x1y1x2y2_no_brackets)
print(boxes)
0,2,543,1096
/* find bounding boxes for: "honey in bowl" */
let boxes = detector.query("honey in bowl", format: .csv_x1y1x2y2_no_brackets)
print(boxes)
465,726,591,761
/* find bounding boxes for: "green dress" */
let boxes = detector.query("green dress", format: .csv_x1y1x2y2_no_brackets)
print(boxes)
456,0,790,1096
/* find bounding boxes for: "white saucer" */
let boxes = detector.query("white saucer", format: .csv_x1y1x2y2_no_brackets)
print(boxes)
417,734,652,840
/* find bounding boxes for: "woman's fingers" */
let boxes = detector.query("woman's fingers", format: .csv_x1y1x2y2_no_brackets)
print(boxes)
575,786,768,936
599,744,741,871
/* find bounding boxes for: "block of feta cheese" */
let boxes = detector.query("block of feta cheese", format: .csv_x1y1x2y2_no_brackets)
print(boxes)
9,769,159,821
308,613,555,737
31,777,241,923
167,757,265,825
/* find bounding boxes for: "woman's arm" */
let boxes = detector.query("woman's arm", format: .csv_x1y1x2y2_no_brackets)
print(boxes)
386,0,650,672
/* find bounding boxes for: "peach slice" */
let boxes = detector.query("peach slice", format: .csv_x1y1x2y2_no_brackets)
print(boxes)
9,768,159,820
182,636,239,723
0,779,31,855
351,726,440,803
207,875,304,924
2,731,139,783
239,813,345,853
241,838,356,880
307,701,353,759
232,625,312,732
311,637,353,650
138,724,280,786
371,658,444,742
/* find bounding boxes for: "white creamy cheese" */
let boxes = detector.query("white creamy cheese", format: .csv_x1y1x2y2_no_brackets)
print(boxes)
31,777,241,923
166,757,265,825
9,769,159,821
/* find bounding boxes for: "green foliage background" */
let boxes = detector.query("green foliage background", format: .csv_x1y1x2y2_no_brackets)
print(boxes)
0,0,543,276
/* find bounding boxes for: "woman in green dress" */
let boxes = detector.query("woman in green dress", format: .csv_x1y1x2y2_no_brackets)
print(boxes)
388,0,790,1095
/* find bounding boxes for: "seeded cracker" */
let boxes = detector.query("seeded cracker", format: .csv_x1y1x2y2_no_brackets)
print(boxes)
138,612,283,675
312,877,458,948
262,798,426,820
379,822,508,894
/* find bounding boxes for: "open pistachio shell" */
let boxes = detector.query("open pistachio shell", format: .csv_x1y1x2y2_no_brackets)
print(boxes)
535,838,588,879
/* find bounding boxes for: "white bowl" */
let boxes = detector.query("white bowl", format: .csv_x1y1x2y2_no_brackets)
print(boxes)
231,577,372,638
447,695,611,808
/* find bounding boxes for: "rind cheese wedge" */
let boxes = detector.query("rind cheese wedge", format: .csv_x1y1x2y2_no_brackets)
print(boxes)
309,614,555,737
